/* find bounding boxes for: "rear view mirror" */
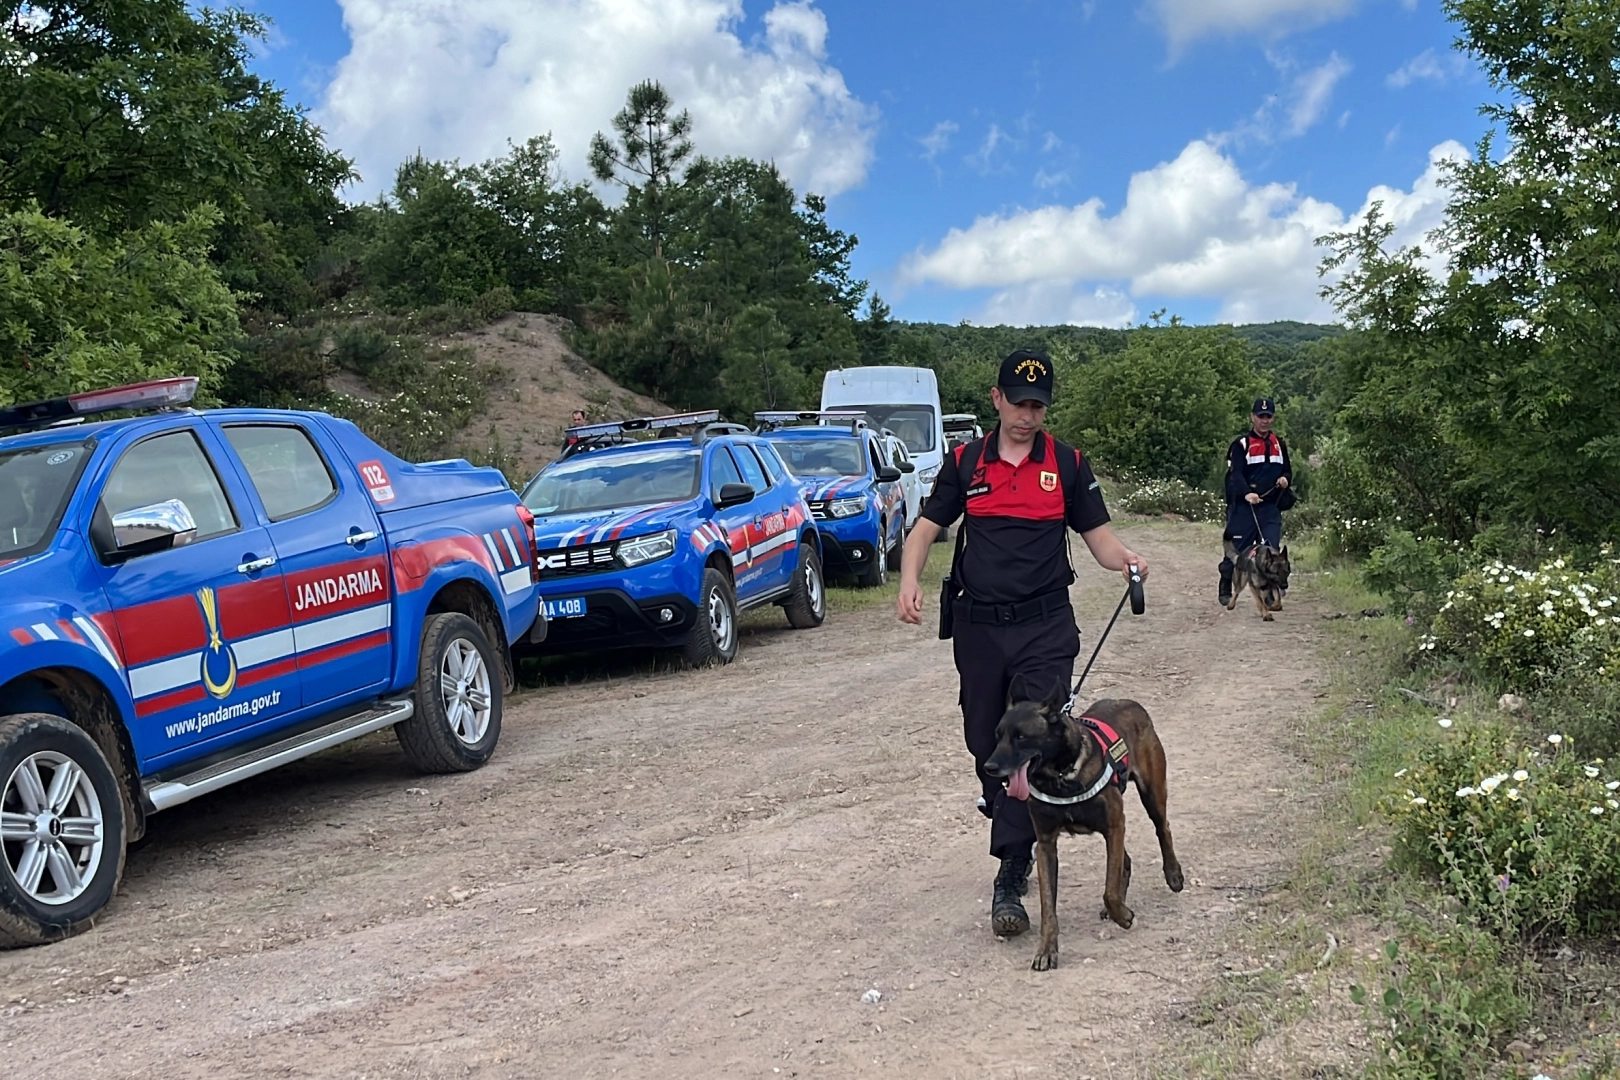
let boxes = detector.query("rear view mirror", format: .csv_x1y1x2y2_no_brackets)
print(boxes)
876,466,902,484
715,482,756,510
107,499,197,560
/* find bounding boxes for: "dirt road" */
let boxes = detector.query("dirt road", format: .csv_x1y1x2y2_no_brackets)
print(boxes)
0,521,1327,1079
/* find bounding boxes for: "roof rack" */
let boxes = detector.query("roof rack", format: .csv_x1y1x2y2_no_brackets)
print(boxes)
693,421,751,444
0,377,200,436
753,410,868,433
559,409,722,459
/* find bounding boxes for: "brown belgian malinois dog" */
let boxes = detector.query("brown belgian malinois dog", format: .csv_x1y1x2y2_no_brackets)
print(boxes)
984,676,1184,971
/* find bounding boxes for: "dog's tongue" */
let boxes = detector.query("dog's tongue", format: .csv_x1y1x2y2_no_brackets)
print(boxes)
1007,761,1030,802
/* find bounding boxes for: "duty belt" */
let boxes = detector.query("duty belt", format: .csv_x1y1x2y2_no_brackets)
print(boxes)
956,588,1072,626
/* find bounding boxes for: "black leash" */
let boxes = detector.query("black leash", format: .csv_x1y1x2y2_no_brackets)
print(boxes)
1065,563,1144,713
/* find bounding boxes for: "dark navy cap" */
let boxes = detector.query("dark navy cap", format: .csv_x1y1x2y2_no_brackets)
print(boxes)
1252,397,1275,416
999,349,1054,406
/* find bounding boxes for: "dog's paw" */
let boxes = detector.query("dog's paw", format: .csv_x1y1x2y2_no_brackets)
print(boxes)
1031,950,1058,971
1166,863,1185,893
1103,902,1135,929
1262,612,1274,622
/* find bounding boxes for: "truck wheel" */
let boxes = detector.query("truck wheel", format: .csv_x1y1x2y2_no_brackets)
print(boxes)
857,522,889,588
0,713,126,947
682,567,739,667
396,613,502,773
783,545,826,629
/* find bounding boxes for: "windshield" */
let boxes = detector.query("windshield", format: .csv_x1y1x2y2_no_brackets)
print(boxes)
841,405,936,454
767,436,867,479
0,441,90,559
523,447,700,516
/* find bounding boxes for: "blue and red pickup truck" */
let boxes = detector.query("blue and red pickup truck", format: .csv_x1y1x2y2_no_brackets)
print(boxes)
0,377,543,945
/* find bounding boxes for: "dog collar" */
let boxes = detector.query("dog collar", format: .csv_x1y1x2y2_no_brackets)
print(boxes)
1028,768,1111,806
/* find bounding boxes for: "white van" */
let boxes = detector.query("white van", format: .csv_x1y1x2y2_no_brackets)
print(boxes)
821,367,947,497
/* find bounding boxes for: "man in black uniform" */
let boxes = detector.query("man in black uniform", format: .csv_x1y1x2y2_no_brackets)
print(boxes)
896,349,1148,938
1218,397,1292,606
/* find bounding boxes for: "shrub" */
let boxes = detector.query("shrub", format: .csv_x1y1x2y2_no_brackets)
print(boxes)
1362,530,1471,620
326,356,496,463
1426,556,1620,689
1351,932,1531,1080
1107,472,1224,522
1386,715,1620,936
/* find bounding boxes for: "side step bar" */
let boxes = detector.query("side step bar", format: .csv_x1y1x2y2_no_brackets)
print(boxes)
143,699,414,813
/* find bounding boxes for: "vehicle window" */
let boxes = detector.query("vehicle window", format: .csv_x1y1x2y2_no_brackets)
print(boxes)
766,436,866,478
100,430,237,542
755,442,791,482
734,444,769,493
891,441,910,465
222,425,337,521
0,441,91,559
746,445,780,487
869,438,889,469
708,447,744,493
839,405,936,454
523,447,701,516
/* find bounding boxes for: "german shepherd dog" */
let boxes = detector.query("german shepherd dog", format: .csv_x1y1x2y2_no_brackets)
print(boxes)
1228,543,1291,621
984,676,1184,971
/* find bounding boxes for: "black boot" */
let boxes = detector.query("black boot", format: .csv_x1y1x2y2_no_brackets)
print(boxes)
1218,567,1233,606
991,854,1032,937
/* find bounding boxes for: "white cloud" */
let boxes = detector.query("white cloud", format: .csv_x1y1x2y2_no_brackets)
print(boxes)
1286,53,1351,136
980,283,1138,329
1150,0,1360,50
1034,168,1070,191
1387,48,1469,89
967,124,1010,172
1042,131,1063,153
919,120,959,162
318,0,876,198
899,139,1467,326
1222,52,1352,144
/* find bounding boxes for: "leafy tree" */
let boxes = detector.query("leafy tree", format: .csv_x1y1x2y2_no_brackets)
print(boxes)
0,0,353,314
857,293,895,365
589,80,693,259
1321,0,1620,542
0,205,237,405
1050,326,1262,487
719,304,804,416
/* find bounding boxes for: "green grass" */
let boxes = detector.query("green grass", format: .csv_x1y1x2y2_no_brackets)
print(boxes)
1157,541,1616,1080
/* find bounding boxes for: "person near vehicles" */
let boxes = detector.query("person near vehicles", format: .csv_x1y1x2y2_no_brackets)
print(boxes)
895,349,1149,939
1219,397,1293,606
562,409,587,452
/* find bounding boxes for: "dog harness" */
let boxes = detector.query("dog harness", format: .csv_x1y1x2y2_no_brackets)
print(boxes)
1027,717,1131,805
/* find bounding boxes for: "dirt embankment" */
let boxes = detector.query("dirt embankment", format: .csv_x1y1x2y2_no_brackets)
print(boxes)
436,313,671,482
0,520,1328,1079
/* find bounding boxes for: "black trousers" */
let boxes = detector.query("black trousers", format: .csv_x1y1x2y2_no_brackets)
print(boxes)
951,601,1080,860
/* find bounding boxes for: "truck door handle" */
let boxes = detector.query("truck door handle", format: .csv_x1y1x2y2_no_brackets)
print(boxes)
345,530,380,546
237,555,277,574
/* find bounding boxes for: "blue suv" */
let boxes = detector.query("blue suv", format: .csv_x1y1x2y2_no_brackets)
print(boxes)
755,412,909,588
519,412,825,665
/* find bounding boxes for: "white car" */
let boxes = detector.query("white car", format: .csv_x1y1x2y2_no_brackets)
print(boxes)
878,430,922,531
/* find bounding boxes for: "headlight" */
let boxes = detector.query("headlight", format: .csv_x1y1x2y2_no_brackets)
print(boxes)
918,464,941,485
616,528,677,567
830,496,869,518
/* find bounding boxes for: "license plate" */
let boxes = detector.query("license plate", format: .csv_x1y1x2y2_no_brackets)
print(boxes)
543,596,588,619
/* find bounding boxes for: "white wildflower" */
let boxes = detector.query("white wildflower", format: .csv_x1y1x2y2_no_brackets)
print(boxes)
1548,733,1564,745
1585,766,1601,778
1513,770,1529,782
1438,718,1454,729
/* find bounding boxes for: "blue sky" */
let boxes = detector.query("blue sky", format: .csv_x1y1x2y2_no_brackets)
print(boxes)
246,0,1496,327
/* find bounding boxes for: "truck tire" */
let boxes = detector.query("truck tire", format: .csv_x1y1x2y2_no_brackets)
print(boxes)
682,567,739,667
396,613,502,773
783,545,826,629
0,713,127,947
857,521,889,588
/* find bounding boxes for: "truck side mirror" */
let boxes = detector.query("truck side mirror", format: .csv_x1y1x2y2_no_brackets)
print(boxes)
98,499,197,563
876,466,902,484
714,482,756,510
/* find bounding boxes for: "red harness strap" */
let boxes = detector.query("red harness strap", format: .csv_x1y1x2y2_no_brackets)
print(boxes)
1080,717,1131,792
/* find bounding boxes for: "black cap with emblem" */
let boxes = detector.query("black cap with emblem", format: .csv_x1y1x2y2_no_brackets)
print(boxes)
998,349,1054,406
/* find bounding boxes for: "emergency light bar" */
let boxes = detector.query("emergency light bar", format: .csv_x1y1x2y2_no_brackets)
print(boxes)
753,410,869,432
0,377,200,434
563,409,721,440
